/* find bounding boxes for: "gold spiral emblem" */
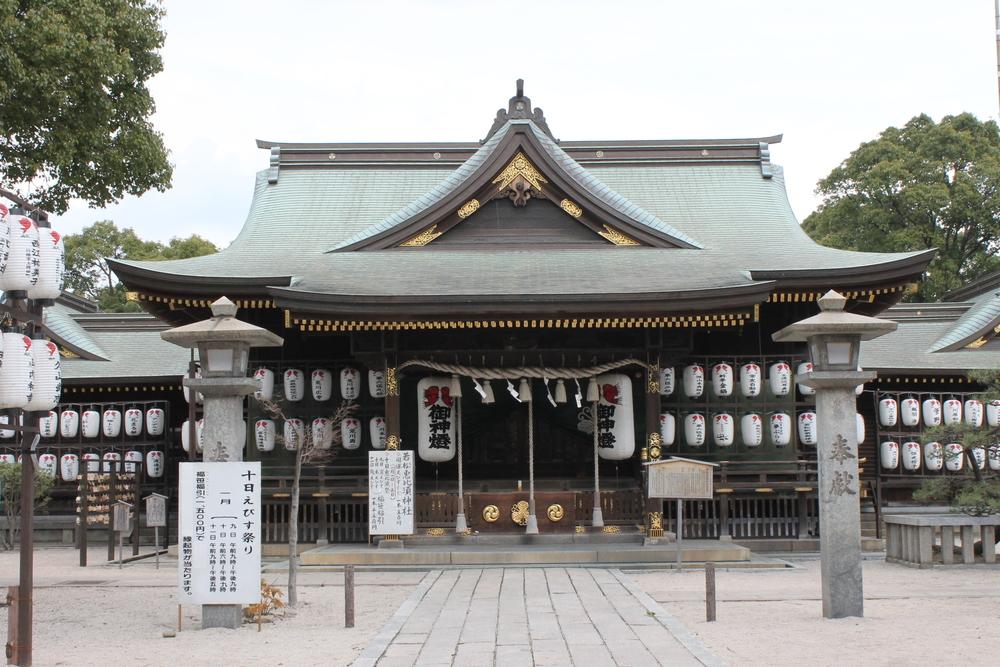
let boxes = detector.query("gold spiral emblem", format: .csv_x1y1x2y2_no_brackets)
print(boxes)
482,504,500,523
547,504,565,522
511,500,530,526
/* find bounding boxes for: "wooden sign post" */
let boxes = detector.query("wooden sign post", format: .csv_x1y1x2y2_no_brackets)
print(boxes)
645,457,717,568
113,500,132,569
144,493,168,569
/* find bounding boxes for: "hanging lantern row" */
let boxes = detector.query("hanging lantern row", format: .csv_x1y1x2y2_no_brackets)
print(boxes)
0,449,164,480
252,367,386,402
658,408,866,448
878,396,997,429
878,441,1000,473
30,407,167,440
0,206,65,299
657,361,865,399
0,334,61,412
253,415,387,453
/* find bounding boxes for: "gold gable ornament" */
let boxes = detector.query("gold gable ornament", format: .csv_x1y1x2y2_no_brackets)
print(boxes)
400,224,443,247
598,225,640,246
493,152,547,206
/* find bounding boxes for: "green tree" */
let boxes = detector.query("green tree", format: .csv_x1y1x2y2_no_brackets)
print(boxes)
0,0,172,214
0,463,55,550
803,113,1000,301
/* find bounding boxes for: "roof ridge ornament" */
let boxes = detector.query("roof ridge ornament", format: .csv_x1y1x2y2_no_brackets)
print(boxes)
484,79,554,141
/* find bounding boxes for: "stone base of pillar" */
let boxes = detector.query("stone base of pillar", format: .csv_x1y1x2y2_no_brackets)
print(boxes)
455,513,468,534
592,507,604,528
525,514,539,535
202,604,242,630
378,536,404,549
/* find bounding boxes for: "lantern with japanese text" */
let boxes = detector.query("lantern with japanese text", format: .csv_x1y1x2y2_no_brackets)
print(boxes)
60,453,79,481
145,408,164,436
878,397,898,427
596,373,635,460
711,363,734,397
0,333,33,408
255,419,275,452
880,441,899,470
124,450,143,473
924,442,944,471
82,452,100,473
971,447,986,470
124,408,143,436
102,409,122,438
370,416,387,449
60,409,79,438
311,369,333,402
0,203,8,273
102,451,121,473
901,397,920,427
922,398,941,427
3,214,39,293
964,400,983,428
37,453,57,477
989,445,1000,472
146,450,164,478
770,412,791,447
31,227,64,300
856,413,866,444
369,370,386,398
658,366,675,396
684,413,705,447
283,419,303,451
901,441,921,471
81,409,100,438
283,369,305,402
38,411,57,438
253,368,274,401
24,339,59,411
944,443,964,471
312,418,332,450
740,362,762,397
341,417,361,450
796,362,815,396
181,419,205,452
340,367,361,400
659,412,676,447
741,413,763,447
988,400,1000,428
682,364,704,398
943,398,962,425
713,413,734,447
417,376,456,462
768,361,791,397
797,411,818,446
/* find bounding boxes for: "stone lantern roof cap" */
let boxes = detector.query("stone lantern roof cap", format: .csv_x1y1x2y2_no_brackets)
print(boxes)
771,290,897,343
160,296,284,349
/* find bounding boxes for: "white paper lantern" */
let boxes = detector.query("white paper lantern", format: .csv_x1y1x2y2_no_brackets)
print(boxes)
659,412,676,447
0,333,33,409
102,409,122,438
2,214,39,292
253,368,274,401
81,410,100,438
369,370,387,398
145,408,165,436
102,452,121,473
964,400,983,428
741,413,763,447
797,411,818,446
658,367,675,396
684,413,706,447
856,413,866,444
417,376,456,462
181,419,204,453
768,362,791,397
340,368,361,400
183,367,202,404
283,419,303,451
124,409,143,436
901,441,921,471
944,443,964,471
38,411,58,438
82,452,100,473
682,364,704,398
283,369,305,402
31,228,64,299
922,398,941,427
0,415,12,439
0,454,14,465
988,445,1000,472
879,441,899,470
24,339,59,411
370,416,387,450
60,453,79,482
942,398,962,425
340,417,361,450
713,413,734,447
311,418,332,449
311,369,333,402
740,363,762,397
146,450,164,478
878,398,898,427
971,446,986,470
901,397,920,427
988,400,1000,428
924,442,944,471
711,363,734,397
855,367,865,396
595,373,635,460
59,410,79,438
37,453,57,477
254,419,275,452
0,203,9,275
770,412,791,447
124,450,143,473
796,362,815,396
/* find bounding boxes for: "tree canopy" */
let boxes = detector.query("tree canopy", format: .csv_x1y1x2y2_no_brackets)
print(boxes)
802,113,1000,301
0,0,172,214
64,220,217,312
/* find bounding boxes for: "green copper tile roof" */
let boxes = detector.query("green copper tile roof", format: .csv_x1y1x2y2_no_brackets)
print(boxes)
61,329,190,381
861,319,1000,372
929,290,1000,352
44,304,110,361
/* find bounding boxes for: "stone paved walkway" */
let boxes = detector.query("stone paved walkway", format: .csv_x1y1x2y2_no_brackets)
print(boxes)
353,568,722,667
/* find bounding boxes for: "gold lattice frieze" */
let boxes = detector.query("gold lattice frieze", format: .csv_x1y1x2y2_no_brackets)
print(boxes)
560,199,583,218
598,225,640,246
457,199,481,219
492,152,547,192
400,224,443,247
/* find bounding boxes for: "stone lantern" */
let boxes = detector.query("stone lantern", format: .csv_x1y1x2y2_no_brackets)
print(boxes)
772,290,896,619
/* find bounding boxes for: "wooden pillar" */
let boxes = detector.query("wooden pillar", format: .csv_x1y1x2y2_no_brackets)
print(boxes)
644,360,663,538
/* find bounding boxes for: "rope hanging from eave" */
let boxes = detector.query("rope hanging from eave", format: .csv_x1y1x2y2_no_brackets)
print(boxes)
397,358,650,379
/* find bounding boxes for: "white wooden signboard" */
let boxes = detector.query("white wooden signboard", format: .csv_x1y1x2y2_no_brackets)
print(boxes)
178,462,261,605
645,457,716,499
369,450,415,535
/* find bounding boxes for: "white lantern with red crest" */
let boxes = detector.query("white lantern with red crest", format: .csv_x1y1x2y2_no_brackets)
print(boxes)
311,369,333,402
60,410,79,438
659,412,676,447
145,408,164,436
740,363,762,397
253,368,274,401
370,416,387,449
340,368,361,400
38,411,57,438
82,452,100,473
989,445,1000,472
901,397,920,426
770,412,791,447
254,419,275,452
856,413,866,444
102,409,122,438
124,450,143,473
658,367,675,396
124,409,143,436
922,398,941,426
768,362,791,397
797,411,818,446
102,452,122,473
417,376,456,462
682,364,704,398
341,417,361,450
711,363,734,397
944,443,964,471
901,441,921,471
283,369,304,402
878,397,898,427
81,409,100,438
0,203,8,273
182,367,202,404
971,447,986,470
0,333,33,409
741,413,763,447
880,441,899,469
146,450,164,478
283,419,303,451
2,213,39,293
596,373,635,460
684,413,706,447
181,419,205,453
312,418,332,449
369,370,387,398
37,453,57,477
964,400,983,428
988,400,1000,428
924,442,944,471
32,228,64,299
796,362,815,396
60,453,79,481
713,413,734,447
24,339,59,411
943,398,962,425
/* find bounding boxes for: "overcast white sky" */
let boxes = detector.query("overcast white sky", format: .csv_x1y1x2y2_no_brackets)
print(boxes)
54,0,1000,248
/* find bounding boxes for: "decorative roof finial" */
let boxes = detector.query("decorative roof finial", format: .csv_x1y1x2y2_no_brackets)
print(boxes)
516,78,524,97
483,79,554,141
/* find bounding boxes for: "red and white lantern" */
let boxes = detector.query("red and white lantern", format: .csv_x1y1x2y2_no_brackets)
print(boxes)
417,376,455,462
311,369,333,402
658,367,675,396
182,367,202,404
682,364,704,399
370,416,387,450
0,415,13,439
0,333,33,409
3,214,39,293
369,370,387,398
340,368,361,400
146,450,164,478
38,411,57,438
741,413,763,447
102,452,121,473
659,412,676,447
943,398,962,425
856,413,866,445
971,447,986,470
283,419,303,451
878,398,898,427
596,373,635,460
988,445,1000,472
60,453,79,481
769,362,791,397
124,409,143,436
145,408,164,436
253,368,274,401
796,362,815,396
37,453,57,477
181,419,204,453
312,418,332,450
254,420,275,452
0,203,9,275
880,441,899,469
901,397,920,427
770,412,791,447
0,454,14,465
922,398,941,427
124,450,143,473
901,441,921,471
81,410,100,438
102,409,122,438
82,452,100,473
797,411,818,446
944,443,964,471
988,400,1000,428
60,410,79,438
341,417,361,450
684,413,706,447
24,339,59,411
711,363,734,397
283,369,305,402
31,228,64,300
964,400,983,428
924,442,944,471
740,363,762,397
713,413,734,447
